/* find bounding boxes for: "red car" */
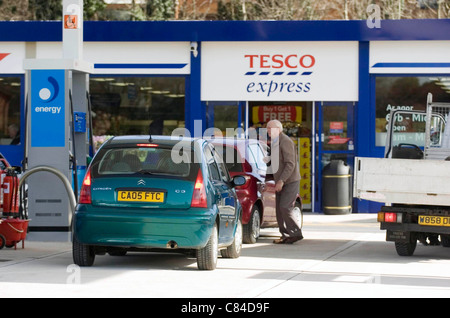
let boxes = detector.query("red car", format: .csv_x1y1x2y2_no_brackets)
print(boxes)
211,138,302,243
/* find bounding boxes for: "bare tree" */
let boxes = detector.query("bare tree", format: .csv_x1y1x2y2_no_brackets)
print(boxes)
177,0,215,20
333,0,449,20
371,0,449,19
0,0,447,21
236,0,330,20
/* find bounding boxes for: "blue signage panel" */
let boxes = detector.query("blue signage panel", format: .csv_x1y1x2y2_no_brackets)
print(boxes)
31,70,65,147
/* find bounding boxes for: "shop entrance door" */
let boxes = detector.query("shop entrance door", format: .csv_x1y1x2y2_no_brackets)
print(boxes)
316,102,355,212
205,101,245,137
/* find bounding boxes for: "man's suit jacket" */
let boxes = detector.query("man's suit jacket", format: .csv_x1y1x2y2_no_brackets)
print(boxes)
271,133,300,185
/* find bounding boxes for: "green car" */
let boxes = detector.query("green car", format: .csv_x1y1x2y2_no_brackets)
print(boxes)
72,136,245,270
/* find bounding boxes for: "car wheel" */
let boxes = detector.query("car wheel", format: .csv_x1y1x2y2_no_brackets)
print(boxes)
221,218,243,258
0,234,5,250
197,223,218,270
73,236,95,266
243,206,260,244
293,201,303,229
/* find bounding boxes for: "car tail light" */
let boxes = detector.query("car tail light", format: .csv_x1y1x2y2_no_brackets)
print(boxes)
78,169,92,204
191,169,207,208
137,143,158,147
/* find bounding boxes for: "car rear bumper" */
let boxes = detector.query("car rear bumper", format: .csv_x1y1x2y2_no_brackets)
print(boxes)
73,205,216,249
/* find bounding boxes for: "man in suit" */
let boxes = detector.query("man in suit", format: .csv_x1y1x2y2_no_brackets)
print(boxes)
267,119,303,244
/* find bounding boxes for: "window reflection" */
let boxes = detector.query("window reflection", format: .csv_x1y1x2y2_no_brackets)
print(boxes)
0,77,21,145
375,77,450,147
89,77,185,148
322,105,349,151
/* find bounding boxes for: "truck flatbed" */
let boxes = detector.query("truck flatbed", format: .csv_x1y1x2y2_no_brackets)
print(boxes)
354,157,450,206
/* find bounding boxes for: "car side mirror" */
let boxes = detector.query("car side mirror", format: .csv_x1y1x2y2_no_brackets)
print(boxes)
232,175,246,187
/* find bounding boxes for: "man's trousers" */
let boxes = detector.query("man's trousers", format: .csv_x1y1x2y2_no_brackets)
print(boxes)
275,180,303,239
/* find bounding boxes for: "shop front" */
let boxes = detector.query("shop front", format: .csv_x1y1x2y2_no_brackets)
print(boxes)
201,41,358,211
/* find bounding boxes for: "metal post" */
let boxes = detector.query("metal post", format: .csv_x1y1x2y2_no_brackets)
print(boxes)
311,101,316,212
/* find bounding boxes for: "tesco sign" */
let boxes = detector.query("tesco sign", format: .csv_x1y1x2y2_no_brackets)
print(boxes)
243,53,315,97
244,54,315,69
201,41,358,102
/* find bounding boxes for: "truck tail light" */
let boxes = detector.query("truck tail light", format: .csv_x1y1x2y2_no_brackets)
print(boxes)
385,212,397,222
378,212,403,223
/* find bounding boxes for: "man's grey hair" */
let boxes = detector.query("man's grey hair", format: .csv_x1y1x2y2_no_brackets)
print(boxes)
267,119,283,130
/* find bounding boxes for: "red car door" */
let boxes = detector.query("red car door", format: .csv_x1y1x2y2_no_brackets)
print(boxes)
248,142,277,227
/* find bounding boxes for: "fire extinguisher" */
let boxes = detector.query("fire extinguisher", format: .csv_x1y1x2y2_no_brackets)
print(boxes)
0,168,6,213
2,167,19,216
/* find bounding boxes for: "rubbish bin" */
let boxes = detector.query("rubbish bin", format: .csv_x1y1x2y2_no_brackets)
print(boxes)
322,160,352,215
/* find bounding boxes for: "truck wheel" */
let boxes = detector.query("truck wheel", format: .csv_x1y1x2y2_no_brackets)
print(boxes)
395,239,417,256
221,219,242,258
243,206,260,244
197,224,218,270
441,235,450,247
73,236,95,266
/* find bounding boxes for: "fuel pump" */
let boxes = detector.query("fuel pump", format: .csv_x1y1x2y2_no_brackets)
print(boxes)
21,0,92,239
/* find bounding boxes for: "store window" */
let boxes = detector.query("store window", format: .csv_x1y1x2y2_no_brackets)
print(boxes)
89,76,185,148
0,76,21,145
375,76,450,147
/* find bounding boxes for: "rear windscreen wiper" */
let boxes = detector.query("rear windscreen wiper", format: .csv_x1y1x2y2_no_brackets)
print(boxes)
137,169,155,175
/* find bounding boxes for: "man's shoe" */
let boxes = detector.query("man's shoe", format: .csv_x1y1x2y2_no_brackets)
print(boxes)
273,238,287,244
284,236,304,244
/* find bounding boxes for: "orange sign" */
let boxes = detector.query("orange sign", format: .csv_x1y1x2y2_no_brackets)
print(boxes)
64,15,78,29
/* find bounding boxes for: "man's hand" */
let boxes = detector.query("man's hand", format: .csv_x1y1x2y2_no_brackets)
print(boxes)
275,180,284,192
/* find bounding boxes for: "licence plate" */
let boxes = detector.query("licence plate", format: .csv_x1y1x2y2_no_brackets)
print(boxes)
418,215,450,227
117,191,164,203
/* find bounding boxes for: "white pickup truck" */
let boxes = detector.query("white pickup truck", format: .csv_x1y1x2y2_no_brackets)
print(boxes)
354,94,450,256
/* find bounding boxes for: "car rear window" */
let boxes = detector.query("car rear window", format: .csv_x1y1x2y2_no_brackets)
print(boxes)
91,146,198,181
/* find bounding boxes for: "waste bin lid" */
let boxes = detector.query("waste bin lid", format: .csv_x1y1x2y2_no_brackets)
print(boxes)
323,160,351,175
